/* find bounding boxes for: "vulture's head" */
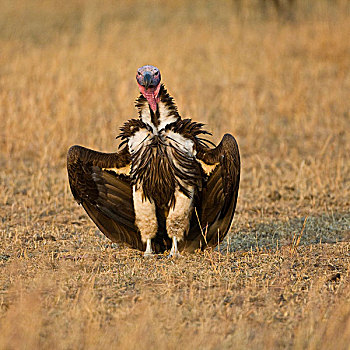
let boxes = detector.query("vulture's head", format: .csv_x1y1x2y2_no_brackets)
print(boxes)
136,65,161,112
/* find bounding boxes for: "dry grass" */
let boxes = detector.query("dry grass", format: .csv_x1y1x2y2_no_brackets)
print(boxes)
1,1,350,349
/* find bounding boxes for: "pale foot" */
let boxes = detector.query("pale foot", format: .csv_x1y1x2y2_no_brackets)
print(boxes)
144,238,154,258
168,236,182,258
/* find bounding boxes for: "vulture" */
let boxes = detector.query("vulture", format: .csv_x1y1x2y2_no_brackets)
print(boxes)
67,65,240,257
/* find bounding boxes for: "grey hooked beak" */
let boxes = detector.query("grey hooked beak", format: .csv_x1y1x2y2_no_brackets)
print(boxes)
143,72,152,90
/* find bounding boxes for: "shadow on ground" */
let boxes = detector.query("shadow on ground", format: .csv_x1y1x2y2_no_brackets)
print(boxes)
91,212,350,255
220,212,350,253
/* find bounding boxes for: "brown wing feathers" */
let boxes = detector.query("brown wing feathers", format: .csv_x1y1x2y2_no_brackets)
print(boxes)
194,134,241,247
197,134,240,214
67,145,144,249
67,145,130,202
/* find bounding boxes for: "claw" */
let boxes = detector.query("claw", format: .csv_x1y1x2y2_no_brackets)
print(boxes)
168,250,182,258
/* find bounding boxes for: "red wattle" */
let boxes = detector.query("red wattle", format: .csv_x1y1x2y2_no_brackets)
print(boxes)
137,83,160,112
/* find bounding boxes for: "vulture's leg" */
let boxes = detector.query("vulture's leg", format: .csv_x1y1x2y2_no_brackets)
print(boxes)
133,187,157,257
167,188,194,257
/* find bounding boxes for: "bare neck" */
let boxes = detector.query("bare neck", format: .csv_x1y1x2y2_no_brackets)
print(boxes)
135,85,180,134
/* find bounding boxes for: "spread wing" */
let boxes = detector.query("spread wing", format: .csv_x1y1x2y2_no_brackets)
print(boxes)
67,145,144,250
182,134,240,252
67,134,240,254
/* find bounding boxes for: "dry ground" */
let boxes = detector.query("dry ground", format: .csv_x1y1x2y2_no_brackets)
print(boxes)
0,1,350,349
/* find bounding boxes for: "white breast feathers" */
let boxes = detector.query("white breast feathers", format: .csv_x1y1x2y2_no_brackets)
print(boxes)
128,129,150,154
165,130,195,157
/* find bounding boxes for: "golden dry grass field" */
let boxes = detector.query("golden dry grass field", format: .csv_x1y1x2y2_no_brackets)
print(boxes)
0,1,350,349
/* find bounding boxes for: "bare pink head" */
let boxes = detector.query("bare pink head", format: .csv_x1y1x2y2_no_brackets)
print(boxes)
136,65,161,112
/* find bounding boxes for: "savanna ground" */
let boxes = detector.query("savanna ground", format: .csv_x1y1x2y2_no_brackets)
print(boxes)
0,1,350,349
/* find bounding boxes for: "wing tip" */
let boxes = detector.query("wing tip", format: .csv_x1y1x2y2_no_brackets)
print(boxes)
67,145,82,163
